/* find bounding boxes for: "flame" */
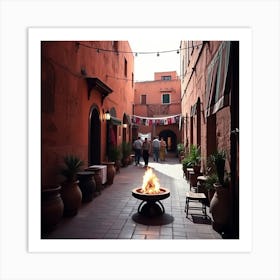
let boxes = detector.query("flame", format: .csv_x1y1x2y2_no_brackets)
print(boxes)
141,168,160,194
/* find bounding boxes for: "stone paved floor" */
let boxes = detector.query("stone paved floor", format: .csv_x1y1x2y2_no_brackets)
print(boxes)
44,154,222,239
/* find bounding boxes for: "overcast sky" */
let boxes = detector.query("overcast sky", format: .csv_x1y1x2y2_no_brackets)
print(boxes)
129,40,181,82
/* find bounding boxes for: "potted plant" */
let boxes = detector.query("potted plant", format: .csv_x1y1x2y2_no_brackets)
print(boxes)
181,156,192,179
177,143,185,161
208,150,231,233
108,145,122,172
60,154,84,216
210,149,226,185
205,172,218,204
121,141,132,167
188,144,201,174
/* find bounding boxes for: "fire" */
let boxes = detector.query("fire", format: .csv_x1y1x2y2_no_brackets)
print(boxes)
141,168,160,194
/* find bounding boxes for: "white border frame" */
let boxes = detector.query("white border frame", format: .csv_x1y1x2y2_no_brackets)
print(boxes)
28,27,252,253
1,0,280,278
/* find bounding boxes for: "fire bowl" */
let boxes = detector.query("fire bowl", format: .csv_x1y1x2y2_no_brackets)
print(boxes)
132,187,170,217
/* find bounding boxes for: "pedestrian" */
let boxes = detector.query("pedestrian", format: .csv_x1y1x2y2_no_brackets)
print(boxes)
142,138,151,167
159,137,167,161
133,137,142,166
152,136,160,162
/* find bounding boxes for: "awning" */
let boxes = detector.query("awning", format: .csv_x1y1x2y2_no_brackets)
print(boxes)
86,77,113,103
109,116,122,126
206,41,231,117
190,102,197,117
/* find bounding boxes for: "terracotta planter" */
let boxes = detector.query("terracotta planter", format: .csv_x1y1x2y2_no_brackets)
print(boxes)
209,183,230,233
60,180,82,216
102,161,116,185
41,186,64,234
85,167,103,193
207,188,216,205
115,160,122,173
121,157,130,167
193,165,201,175
77,171,96,202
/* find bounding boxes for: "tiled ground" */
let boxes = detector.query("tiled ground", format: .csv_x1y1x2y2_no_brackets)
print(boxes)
44,154,222,239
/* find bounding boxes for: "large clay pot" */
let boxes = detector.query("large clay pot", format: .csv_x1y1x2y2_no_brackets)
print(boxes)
77,171,96,202
85,167,103,194
115,160,121,173
41,186,64,234
207,188,216,206
60,180,82,217
209,183,230,233
102,161,116,185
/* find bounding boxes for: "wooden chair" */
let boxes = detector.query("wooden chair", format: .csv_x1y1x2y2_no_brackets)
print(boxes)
185,191,207,219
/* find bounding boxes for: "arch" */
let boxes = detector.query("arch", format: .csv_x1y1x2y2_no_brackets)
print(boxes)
89,105,101,165
159,129,177,152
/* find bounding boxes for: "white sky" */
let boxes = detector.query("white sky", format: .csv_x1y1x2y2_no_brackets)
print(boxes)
128,40,181,82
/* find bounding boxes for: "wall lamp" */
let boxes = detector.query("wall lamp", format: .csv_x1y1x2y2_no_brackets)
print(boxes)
123,123,128,128
103,109,111,121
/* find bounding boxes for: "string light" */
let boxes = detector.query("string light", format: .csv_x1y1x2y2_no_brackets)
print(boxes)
43,56,191,83
77,42,203,56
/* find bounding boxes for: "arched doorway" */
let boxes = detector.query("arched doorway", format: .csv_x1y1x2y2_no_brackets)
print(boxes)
159,129,177,152
89,105,101,165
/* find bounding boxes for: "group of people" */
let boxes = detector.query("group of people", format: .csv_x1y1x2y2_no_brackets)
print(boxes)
133,136,167,167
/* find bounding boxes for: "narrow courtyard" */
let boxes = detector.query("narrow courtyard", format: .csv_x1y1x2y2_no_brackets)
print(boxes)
44,154,222,240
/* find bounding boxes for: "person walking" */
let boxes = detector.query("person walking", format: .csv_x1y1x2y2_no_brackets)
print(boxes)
142,138,151,167
159,137,167,161
133,137,142,166
152,136,160,162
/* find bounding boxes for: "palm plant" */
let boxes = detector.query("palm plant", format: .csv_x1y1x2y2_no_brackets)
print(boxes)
60,154,84,182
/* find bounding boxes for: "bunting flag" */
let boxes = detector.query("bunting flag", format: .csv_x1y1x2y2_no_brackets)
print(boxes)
179,115,182,130
131,114,182,128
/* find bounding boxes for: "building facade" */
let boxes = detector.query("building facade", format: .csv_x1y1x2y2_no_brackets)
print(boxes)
180,41,239,237
41,41,134,186
133,71,181,151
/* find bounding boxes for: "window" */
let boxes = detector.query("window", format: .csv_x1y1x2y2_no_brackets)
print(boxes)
161,75,171,80
162,93,170,104
124,58,127,77
132,72,134,87
141,94,146,104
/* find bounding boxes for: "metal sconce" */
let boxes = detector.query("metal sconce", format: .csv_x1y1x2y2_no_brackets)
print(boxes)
104,110,111,121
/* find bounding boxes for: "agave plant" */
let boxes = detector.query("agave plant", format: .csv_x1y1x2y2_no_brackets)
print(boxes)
60,155,84,182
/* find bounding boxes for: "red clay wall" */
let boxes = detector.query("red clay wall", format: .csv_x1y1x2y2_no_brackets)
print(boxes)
181,41,231,173
133,71,181,148
41,41,134,186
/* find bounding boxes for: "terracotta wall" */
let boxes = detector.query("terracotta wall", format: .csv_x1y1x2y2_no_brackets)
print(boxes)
41,41,134,186
180,41,233,173
133,71,181,149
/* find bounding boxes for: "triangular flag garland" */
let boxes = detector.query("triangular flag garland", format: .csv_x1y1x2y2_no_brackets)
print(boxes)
131,114,182,127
